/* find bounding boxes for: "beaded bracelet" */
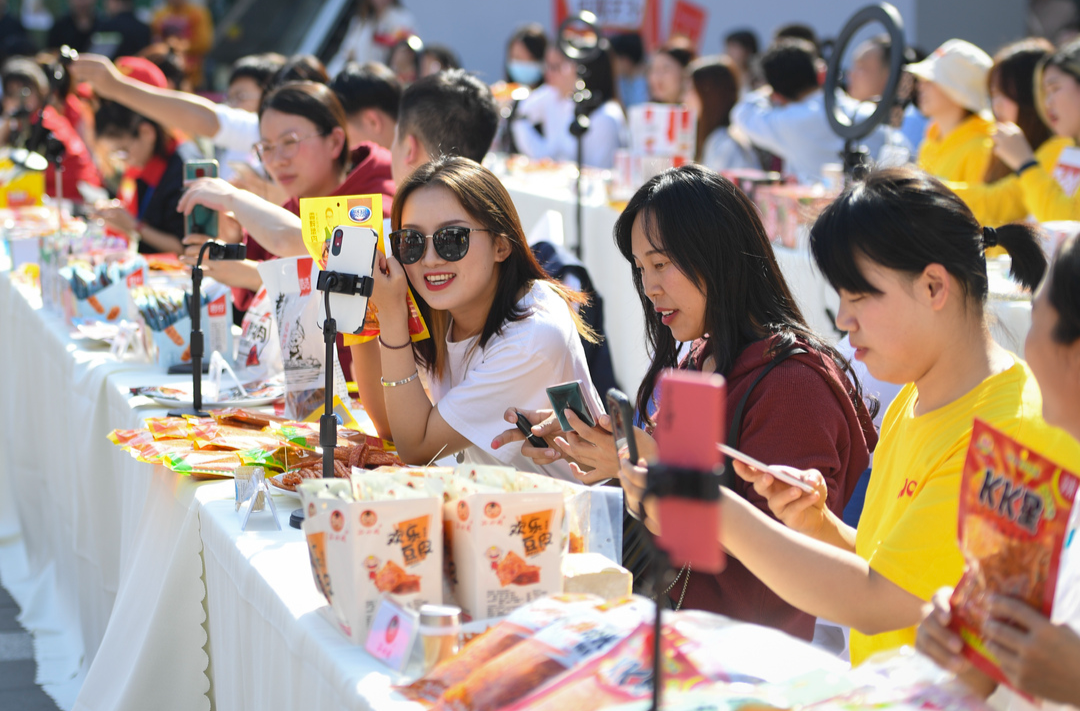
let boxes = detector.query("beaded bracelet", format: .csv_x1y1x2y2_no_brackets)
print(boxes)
381,371,419,388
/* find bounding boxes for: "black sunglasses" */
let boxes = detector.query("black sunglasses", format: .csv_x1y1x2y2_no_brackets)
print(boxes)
389,226,491,265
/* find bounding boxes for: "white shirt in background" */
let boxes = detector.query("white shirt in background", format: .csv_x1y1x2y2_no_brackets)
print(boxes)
211,104,263,180
427,280,602,482
732,87,910,184
700,126,761,173
511,84,627,170
325,6,415,78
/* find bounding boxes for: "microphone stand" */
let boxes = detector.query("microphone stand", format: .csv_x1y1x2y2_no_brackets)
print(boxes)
168,240,246,417
569,74,592,261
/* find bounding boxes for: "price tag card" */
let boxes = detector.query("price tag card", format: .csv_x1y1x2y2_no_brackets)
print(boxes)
365,595,418,671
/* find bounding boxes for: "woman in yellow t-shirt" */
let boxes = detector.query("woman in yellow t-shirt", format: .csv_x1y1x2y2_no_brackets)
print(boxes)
976,39,1080,223
917,236,1080,708
618,166,1080,667
908,40,995,186
951,39,1072,229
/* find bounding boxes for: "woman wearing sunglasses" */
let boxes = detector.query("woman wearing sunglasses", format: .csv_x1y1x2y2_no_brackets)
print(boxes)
355,156,600,476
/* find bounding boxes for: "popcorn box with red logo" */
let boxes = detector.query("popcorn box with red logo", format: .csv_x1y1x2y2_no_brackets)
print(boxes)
754,184,836,248
610,150,688,201
628,103,696,157
443,466,566,621
298,473,444,644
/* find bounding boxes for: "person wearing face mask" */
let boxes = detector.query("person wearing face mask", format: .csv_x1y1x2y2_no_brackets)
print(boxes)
493,24,547,155
511,41,627,170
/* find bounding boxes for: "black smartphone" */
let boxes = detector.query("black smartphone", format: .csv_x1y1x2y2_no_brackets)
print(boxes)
606,388,638,464
515,411,549,449
184,159,219,238
546,380,598,432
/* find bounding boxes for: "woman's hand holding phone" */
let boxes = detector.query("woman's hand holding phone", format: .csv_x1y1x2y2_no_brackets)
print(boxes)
492,408,564,465
618,458,658,534
729,458,829,536
177,177,239,216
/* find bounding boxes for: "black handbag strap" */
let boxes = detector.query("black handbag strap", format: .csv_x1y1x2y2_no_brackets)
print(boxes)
726,346,807,449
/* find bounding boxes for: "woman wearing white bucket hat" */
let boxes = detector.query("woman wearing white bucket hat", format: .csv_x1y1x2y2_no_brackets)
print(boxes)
909,39,995,185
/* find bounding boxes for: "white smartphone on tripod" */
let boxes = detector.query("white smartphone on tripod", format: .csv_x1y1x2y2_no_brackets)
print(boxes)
318,225,379,335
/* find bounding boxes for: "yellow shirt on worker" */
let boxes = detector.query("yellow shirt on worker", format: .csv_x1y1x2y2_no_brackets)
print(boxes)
952,136,1077,227
917,114,994,185
850,357,1080,666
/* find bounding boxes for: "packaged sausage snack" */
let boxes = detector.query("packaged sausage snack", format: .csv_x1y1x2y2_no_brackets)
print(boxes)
433,596,653,711
299,473,444,643
949,419,1080,688
397,594,603,704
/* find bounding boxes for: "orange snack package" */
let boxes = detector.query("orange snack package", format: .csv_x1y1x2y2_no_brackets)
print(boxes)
433,597,652,711
145,417,190,441
949,419,1080,689
397,594,602,705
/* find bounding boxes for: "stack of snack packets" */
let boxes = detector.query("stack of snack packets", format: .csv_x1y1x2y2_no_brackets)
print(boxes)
299,470,444,643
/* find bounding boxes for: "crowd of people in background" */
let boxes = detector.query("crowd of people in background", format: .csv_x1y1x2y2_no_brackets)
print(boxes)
2,1,1080,708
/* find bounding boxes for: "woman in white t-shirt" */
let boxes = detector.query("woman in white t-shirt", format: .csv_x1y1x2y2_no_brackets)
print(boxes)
360,156,600,480
511,42,627,170
917,234,1080,709
686,56,760,173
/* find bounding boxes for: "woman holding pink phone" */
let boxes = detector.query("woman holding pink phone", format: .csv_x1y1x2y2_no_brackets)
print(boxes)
620,166,1080,669
497,164,877,640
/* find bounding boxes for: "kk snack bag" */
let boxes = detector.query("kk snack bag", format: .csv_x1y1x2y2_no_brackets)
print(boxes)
949,419,1080,688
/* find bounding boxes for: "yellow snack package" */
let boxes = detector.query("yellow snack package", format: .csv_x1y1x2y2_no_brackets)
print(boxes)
298,194,429,345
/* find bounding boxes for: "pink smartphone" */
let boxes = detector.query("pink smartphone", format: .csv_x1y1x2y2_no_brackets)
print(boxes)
654,369,727,574
717,443,815,493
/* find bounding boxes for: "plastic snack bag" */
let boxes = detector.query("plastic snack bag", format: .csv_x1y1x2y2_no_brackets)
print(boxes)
949,419,1080,688
433,596,653,711
235,285,282,382
398,594,602,704
257,256,349,420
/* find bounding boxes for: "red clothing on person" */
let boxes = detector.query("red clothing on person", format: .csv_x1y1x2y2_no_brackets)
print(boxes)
665,335,877,640
236,141,396,309
235,142,396,380
41,105,101,202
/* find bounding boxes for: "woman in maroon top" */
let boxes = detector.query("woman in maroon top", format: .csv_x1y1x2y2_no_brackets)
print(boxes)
499,165,877,640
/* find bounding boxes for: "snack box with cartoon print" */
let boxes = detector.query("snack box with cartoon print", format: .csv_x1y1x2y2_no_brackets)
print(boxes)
299,475,443,643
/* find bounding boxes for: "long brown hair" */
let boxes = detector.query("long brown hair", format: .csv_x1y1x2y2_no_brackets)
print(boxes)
985,38,1054,182
391,157,595,378
689,56,741,163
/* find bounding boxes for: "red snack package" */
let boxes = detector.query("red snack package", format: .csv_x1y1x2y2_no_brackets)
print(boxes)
433,597,652,711
949,419,1080,688
211,407,287,430
397,594,602,705
107,429,156,448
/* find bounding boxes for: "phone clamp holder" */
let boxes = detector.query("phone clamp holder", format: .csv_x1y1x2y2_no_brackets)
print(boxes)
168,240,246,417
316,270,373,298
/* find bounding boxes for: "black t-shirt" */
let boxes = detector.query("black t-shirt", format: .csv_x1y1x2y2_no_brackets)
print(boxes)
47,14,97,52
90,12,151,59
136,151,186,255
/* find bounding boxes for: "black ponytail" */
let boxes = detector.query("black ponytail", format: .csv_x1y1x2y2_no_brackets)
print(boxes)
993,223,1047,291
811,166,1046,303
